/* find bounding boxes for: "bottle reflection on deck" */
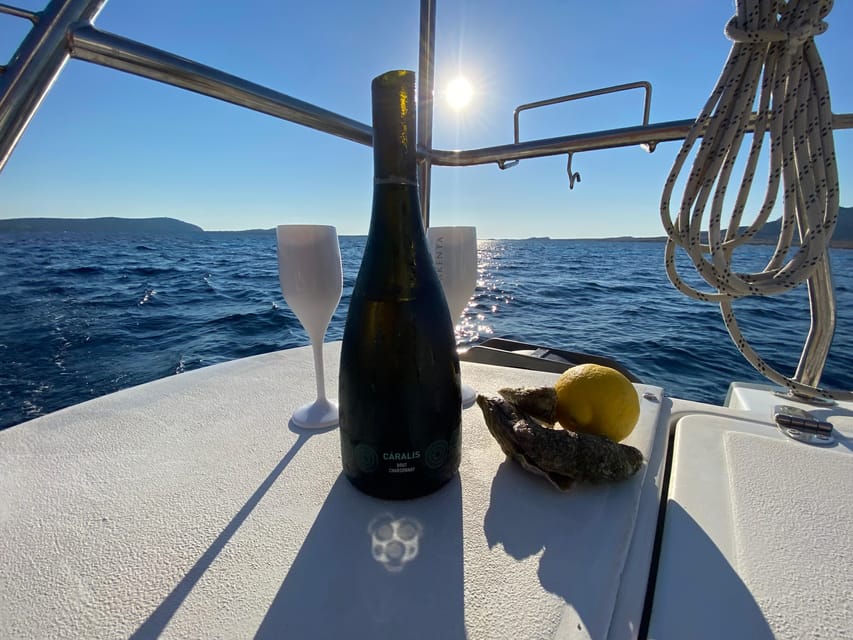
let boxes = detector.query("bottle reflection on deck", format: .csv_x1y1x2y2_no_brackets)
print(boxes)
254,475,464,639
368,513,423,573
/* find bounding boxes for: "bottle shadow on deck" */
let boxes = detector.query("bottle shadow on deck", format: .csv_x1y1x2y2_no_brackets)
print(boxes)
255,475,465,639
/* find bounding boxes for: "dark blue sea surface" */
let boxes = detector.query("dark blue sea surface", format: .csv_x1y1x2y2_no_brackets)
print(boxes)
2,232,853,430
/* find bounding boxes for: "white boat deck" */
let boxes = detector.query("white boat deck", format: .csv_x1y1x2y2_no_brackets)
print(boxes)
649,384,853,640
1,343,851,639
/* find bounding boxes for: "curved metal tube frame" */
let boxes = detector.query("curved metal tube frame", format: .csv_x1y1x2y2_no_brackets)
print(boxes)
1,0,852,392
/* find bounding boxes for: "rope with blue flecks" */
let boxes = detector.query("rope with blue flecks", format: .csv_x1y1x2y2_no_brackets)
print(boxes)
660,0,847,400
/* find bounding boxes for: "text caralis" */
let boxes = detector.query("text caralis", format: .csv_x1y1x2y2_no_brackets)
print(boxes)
383,451,421,461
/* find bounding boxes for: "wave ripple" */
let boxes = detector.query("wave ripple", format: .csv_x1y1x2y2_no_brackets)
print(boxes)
2,233,853,429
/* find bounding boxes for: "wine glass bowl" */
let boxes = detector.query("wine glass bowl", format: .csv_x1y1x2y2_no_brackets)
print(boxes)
276,224,343,429
427,226,478,407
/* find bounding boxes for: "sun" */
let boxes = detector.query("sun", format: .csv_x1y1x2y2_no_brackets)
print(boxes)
446,76,473,110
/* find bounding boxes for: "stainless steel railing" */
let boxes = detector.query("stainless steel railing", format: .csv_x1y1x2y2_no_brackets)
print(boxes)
0,0,107,167
68,25,374,147
0,1,373,169
5,2,851,183
2,0,853,395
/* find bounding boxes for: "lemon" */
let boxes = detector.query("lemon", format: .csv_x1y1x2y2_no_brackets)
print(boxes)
554,363,640,442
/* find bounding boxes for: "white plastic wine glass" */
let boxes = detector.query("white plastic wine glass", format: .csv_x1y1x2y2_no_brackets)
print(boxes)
427,226,478,408
276,225,343,429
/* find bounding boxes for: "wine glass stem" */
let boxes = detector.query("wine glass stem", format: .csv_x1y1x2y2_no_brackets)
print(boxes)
312,339,327,401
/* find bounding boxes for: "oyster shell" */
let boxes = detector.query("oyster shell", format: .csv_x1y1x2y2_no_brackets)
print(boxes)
476,393,643,491
497,386,558,424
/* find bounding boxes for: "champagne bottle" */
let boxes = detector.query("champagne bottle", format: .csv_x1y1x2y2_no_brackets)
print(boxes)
339,70,462,500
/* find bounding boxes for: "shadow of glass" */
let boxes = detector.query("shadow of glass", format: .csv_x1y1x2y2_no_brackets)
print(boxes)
130,433,312,640
646,501,774,639
288,419,338,435
255,475,465,639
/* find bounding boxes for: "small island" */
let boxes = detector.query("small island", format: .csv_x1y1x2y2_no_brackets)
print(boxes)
0,217,205,235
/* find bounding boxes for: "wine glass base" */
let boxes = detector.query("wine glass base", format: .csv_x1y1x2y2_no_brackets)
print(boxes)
292,399,339,430
461,383,477,409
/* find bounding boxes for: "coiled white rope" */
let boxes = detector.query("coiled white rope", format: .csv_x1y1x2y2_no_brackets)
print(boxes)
660,0,847,401
661,0,853,399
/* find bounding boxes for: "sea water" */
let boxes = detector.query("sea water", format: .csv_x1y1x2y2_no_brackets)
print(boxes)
2,231,853,430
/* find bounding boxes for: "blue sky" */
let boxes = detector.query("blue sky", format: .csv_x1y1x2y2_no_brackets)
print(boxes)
1,0,851,238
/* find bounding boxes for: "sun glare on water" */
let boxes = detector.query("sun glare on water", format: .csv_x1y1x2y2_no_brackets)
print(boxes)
446,76,473,110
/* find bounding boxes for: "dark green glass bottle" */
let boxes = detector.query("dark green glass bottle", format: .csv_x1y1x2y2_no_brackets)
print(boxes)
339,70,462,500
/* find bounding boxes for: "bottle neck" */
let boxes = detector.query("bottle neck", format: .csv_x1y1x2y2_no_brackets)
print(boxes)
372,70,418,184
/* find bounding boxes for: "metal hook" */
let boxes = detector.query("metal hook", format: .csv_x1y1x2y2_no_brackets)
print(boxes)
567,153,581,189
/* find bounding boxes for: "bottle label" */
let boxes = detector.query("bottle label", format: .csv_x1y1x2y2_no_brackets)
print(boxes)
354,444,379,473
385,449,419,474
352,441,450,474
383,451,421,461
424,440,450,469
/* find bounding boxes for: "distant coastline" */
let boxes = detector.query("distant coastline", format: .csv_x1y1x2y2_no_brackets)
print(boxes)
0,217,204,235
599,205,853,248
598,235,853,249
1,208,852,247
